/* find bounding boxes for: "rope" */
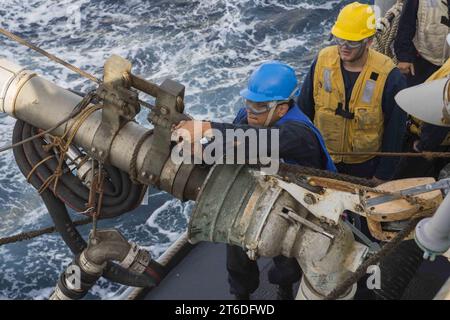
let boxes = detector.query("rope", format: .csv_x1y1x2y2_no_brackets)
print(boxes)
276,162,378,187
372,0,405,63
91,161,106,237
0,91,96,154
0,27,100,83
326,216,421,300
26,155,55,182
329,151,450,160
0,27,154,110
0,218,92,246
35,96,101,195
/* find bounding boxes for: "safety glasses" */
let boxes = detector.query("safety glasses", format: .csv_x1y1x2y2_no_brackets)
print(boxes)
334,37,367,49
244,100,279,115
243,86,299,115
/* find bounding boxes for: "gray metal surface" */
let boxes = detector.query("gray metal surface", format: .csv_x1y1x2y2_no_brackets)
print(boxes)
145,242,294,300
144,242,449,300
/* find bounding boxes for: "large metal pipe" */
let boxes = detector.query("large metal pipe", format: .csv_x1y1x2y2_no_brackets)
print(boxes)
0,59,152,175
188,165,368,299
50,229,160,300
0,59,205,200
415,194,450,260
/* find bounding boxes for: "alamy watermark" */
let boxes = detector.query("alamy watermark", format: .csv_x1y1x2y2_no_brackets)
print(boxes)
366,265,381,290
171,124,280,175
65,264,81,291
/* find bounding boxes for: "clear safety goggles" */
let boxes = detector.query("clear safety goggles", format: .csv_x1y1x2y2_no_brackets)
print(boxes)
243,86,300,115
334,36,368,49
244,100,284,115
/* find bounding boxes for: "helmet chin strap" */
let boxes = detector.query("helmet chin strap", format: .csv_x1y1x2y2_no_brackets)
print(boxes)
264,105,278,127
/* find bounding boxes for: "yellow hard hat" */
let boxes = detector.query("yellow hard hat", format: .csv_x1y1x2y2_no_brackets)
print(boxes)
331,2,376,41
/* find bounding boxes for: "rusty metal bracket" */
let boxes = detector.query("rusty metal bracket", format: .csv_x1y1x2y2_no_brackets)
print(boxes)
90,55,140,162
142,79,190,185
172,163,196,200
365,178,450,207
87,55,192,185
279,207,335,240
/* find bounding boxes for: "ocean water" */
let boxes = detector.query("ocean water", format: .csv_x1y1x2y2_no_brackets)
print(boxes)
0,0,360,299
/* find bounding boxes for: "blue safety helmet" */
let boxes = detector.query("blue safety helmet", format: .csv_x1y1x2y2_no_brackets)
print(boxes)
240,61,299,103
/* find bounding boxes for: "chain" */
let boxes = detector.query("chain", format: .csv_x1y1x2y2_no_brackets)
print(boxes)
307,175,432,209
276,163,378,187
325,217,421,300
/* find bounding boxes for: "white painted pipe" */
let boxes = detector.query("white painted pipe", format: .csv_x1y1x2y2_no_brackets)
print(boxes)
415,194,450,260
0,58,153,175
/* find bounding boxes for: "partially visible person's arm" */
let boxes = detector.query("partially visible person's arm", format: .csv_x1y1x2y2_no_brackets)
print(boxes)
374,68,408,180
394,0,419,75
172,119,322,167
209,121,322,166
297,58,317,120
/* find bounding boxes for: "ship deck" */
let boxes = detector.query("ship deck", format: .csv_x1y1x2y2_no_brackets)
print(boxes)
144,242,450,300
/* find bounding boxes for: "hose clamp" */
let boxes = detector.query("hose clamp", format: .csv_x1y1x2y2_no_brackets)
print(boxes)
120,242,140,269
49,285,73,300
129,249,151,274
79,251,106,276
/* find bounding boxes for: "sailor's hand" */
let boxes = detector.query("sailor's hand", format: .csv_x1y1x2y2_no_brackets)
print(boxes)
171,120,212,144
398,62,415,76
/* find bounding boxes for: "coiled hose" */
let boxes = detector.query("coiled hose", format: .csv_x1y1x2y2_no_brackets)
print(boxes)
13,119,156,288
22,122,146,218
374,240,424,300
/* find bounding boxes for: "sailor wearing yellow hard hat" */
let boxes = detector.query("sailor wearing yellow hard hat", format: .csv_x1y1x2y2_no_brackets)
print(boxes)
297,1,407,184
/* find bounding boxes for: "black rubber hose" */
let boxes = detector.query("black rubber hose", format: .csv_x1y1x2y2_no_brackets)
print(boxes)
13,120,156,288
56,255,101,300
30,127,119,197
28,124,127,206
13,120,86,253
23,123,145,218
373,240,424,300
28,127,122,210
22,124,88,212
